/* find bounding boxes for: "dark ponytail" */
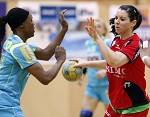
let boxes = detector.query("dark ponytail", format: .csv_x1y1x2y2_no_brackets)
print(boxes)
0,15,7,57
0,16,7,41
109,17,118,36
0,7,29,57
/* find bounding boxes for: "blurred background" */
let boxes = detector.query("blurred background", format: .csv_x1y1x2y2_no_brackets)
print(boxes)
0,0,150,117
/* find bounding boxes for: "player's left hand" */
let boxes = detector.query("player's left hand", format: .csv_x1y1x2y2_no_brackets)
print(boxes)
59,9,68,30
69,58,87,68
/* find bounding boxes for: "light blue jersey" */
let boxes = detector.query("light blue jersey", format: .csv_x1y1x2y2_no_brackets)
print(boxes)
0,34,37,116
85,37,112,87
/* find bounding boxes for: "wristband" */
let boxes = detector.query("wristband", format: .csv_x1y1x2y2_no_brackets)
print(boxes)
142,56,149,62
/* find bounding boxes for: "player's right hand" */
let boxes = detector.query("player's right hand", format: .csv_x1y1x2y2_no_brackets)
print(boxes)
59,9,68,30
55,46,66,63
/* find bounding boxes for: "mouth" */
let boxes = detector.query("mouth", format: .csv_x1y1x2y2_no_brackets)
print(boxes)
115,27,120,31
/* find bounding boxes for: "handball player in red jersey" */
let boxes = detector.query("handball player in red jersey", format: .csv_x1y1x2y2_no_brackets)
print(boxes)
74,5,150,117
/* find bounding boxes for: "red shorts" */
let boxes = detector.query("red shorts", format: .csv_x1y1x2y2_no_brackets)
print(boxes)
104,105,149,117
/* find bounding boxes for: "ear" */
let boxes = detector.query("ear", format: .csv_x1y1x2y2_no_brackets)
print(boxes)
19,23,24,28
131,20,137,27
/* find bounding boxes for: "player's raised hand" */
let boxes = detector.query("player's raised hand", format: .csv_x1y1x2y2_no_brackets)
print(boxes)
59,9,68,30
55,46,66,63
85,17,100,41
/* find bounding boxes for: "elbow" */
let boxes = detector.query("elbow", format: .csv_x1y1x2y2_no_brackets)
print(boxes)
43,57,50,61
107,59,121,68
42,52,51,60
41,50,53,60
40,78,53,85
40,80,49,85
41,81,49,85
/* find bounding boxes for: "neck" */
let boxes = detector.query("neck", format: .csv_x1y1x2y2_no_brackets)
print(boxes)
13,30,27,42
120,32,134,40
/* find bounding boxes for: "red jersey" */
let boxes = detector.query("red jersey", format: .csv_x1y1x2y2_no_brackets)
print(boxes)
107,33,150,109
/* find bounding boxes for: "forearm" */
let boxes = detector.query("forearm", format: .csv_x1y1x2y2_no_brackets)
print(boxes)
28,61,64,85
96,38,115,62
50,28,68,46
36,28,68,60
85,60,106,69
45,28,68,54
45,61,64,83
95,37,128,67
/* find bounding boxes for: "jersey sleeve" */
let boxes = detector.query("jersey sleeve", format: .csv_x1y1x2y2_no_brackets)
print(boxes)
28,43,37,52
10,44,38,69
120,39,140,61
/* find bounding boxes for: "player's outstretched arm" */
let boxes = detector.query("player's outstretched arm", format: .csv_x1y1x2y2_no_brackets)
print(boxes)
27,46,66,85
73,59,107,69
35,9,68,61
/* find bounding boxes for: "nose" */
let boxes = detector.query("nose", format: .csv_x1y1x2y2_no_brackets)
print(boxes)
33,22,35,26
32,22,35,28
115,19,119,25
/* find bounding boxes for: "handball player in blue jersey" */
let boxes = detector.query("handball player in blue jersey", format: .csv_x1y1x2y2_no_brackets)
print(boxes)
79,19,111,117
0,8,68,116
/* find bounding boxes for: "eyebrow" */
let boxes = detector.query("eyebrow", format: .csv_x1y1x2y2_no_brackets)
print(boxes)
115,16,127,18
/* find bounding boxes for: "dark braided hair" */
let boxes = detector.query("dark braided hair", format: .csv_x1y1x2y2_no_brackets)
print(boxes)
0,16,7,57
109,17,118,36
0,7,29,57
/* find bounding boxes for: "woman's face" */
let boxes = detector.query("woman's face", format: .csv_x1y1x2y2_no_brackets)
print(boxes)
23,13,35,38
114,9,133,36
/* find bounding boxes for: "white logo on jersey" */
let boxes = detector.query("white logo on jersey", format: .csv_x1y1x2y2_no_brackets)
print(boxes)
111,40,116,46
105,110,111,117
124,82,131,88
106,66,126,78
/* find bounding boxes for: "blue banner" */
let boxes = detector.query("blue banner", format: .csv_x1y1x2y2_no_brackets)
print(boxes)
40,6,76,20
40,6,57,20
0,2,6,16
60,6,76,19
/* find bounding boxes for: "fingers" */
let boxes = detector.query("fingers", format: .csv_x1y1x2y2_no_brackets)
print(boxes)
69,58,82,68
87,17,95,27
61,9,67,14
55,46,66,53
85,17,96,31
69,58,80,63
60,9,67,18
84,26,90,33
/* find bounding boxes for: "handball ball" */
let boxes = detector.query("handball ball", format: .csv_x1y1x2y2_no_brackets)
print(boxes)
62,60,83,82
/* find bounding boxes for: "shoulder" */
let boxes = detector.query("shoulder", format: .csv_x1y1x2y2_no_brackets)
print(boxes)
133,33,140,41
